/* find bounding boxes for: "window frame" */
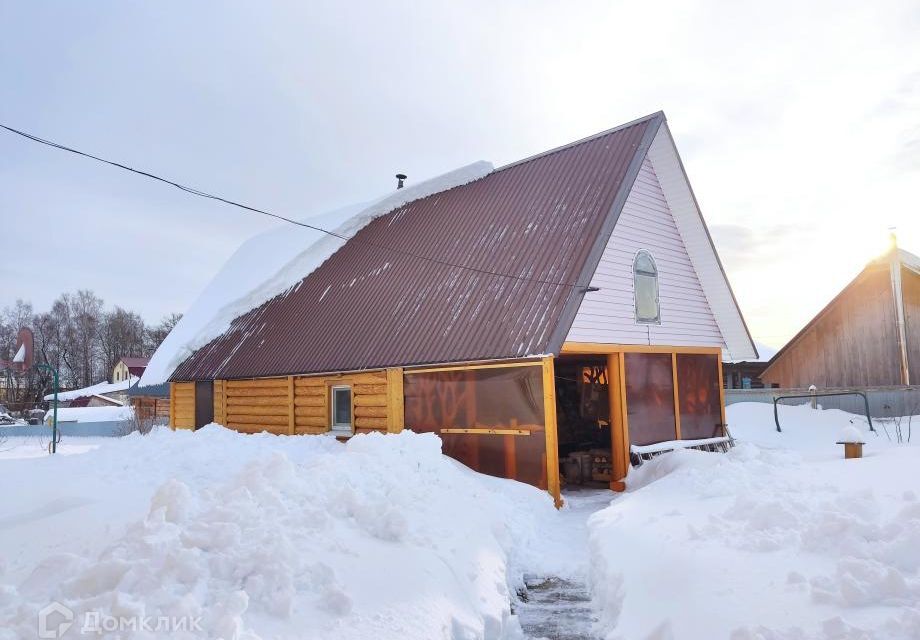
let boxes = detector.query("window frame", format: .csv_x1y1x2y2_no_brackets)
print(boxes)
329,384,353,434
633,249,661,325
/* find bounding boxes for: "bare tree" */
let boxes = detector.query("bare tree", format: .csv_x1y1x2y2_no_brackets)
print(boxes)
145,312,182,355
99,307,147,375
2,293,179,407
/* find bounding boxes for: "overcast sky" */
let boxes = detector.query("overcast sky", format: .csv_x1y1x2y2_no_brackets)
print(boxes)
2,1,918,349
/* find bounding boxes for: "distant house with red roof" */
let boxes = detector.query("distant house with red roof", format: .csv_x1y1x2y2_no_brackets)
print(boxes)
113,356,150,382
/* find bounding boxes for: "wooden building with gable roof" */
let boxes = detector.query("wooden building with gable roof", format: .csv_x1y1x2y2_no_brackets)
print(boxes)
156,112,756,503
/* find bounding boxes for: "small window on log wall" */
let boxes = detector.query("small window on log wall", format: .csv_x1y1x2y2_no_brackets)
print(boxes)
331,385,353,434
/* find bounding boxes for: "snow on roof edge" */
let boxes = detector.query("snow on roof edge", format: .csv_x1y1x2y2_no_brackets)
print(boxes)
141,161,494,386
45,376,138,401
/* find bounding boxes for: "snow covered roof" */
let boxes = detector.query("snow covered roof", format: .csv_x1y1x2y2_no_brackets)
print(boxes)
46,405,133,424
142,162,491,385
45,376,138,402
726,342,777,364
153,112,755,382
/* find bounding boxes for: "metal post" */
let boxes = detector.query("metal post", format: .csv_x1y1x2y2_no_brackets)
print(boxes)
36,364,59,454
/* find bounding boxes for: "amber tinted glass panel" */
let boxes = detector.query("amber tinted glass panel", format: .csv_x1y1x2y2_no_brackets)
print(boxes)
404,366,547,489
624,353,676,445
676,354,722,439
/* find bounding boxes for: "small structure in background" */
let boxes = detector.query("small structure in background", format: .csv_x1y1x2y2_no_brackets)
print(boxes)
127,381,170,427
762,241,920,388
113,356,149,382
44,377,137,409
724,343,778,389
837,425,865,459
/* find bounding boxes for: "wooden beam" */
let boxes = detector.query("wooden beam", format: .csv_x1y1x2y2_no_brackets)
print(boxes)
607,353,629,492
169,382,175,429
440,428,532,436
671,352,682,441
386,367,404,433
504,433,517,480
562,342,722,355
541,356,562,507
405,359,543,375
287,375,295,436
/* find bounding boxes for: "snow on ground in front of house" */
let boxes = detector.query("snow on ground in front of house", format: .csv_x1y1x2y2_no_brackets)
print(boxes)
589,402,920,639
141,161,493,386
3,402,919,639
0,436,109,460
0,425,560,640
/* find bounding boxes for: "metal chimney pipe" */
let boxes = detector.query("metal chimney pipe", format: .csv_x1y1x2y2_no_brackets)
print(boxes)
395,173,407,189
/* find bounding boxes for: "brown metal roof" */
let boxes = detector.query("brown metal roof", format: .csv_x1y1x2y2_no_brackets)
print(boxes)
119,356,150,368
172,113,664,380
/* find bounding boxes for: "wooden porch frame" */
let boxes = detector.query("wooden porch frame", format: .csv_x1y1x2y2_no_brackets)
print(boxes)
559,342,726,492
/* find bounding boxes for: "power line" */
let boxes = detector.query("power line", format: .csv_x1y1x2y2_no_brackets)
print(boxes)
0,123,588,291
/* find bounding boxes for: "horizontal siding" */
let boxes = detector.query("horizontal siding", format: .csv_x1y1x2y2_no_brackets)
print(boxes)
567,156,725,348
646,126,755,360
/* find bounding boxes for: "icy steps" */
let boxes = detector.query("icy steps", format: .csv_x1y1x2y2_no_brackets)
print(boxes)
515,575,599,640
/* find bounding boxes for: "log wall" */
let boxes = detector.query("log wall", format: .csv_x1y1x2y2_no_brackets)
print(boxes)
186,368,405,436
171,382,195,430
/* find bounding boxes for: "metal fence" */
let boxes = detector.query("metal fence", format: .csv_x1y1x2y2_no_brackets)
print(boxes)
0,420,132,438
726,386,920,418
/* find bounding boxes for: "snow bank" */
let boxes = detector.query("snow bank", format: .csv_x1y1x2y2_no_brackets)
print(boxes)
728,401,907,456
0,426,554,639
46,405,134,424
589,403,920,639
44,377,137,402
142,162,493,386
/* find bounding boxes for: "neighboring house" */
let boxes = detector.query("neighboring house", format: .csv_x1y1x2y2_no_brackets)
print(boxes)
154,112,756,504
724,342,778,389
44,377,137,408
68,393,124,408
113,356,150,382
762,245,920,388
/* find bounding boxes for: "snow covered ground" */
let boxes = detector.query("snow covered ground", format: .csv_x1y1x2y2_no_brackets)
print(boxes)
0,402,917,639
591,402,920,639
0,427,559,639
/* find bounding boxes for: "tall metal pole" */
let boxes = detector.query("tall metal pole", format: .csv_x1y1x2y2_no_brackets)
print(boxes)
37,364,59,454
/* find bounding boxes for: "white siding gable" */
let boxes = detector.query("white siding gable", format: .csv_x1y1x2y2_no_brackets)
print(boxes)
566,154,725,349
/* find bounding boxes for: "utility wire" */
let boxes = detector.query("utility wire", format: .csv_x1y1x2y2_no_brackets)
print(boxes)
1,123,590,291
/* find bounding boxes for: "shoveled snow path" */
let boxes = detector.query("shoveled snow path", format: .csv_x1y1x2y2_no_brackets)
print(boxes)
516,489,614,639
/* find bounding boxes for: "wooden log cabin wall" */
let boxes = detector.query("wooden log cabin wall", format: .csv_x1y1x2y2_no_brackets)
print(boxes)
169,347,725,506
169,357,561,503
172,370,405,436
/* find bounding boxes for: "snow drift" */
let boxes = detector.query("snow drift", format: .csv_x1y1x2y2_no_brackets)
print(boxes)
0,426,554,639
588,402,920,639
141,162,493,386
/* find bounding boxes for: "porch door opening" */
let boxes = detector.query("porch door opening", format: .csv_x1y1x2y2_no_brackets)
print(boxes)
553,355,615,490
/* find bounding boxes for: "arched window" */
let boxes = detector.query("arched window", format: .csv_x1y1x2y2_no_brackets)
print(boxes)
633,250,660,323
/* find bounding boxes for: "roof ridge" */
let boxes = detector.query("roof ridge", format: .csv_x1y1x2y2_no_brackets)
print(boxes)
495,111,665,173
